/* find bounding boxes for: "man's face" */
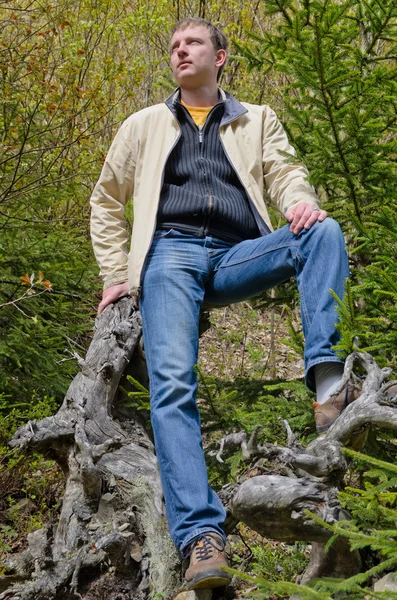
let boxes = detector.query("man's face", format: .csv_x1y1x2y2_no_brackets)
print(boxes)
170,25,225,89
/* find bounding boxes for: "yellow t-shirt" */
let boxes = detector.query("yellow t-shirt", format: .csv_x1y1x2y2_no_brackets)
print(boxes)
181,100,214,127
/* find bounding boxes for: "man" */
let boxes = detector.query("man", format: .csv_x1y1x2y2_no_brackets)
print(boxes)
90,18,355,590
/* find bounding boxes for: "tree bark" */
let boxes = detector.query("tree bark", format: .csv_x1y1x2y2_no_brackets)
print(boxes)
0,298,180,599
1,299,396,599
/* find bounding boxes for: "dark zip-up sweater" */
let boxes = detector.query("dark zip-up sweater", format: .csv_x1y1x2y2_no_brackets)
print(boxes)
157,98,260,243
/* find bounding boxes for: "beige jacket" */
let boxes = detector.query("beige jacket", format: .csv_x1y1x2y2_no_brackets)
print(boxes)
90,91,320,296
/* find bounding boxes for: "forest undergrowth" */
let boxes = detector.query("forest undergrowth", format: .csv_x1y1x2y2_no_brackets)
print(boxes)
1,0,397,597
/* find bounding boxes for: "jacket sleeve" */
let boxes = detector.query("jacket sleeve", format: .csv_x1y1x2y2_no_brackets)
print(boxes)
262,106,320,214
90,120,136,290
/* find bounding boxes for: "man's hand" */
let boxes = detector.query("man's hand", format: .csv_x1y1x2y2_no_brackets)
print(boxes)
285,203,327,235
98,281,131,314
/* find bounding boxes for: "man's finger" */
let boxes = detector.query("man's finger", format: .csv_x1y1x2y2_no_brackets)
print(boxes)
97,282,130,314
290,206,315,233
286,204,311,228
303,209,327,230
98,296,114,314
285,205,304,225
287,205,327,234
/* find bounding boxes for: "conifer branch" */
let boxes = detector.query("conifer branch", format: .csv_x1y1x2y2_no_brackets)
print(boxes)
314,16,362,220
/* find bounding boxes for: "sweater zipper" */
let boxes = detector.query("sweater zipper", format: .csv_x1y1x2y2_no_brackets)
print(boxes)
198,126,212,217
196,109,220,225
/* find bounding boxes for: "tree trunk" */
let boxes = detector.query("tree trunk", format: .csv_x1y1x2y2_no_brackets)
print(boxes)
0,298,180,599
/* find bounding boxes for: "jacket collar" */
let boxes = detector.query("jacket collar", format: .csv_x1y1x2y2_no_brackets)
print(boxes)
165,88,248,126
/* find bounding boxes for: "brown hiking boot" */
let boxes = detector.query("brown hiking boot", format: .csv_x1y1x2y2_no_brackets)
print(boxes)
184,532,231,590
313,381,361,434
346,383,397,449
384,383,397,399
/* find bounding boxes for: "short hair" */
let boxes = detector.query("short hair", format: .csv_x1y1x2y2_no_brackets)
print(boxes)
171,18,228,81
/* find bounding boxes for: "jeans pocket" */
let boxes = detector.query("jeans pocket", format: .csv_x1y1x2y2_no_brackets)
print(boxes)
153,229,175,239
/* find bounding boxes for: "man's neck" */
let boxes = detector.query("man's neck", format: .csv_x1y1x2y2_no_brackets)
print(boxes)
179,84,219,107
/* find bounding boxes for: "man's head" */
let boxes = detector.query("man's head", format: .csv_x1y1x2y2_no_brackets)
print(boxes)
170,18,228,86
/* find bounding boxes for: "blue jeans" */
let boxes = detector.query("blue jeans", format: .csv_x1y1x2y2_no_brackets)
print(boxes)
139,219,349,553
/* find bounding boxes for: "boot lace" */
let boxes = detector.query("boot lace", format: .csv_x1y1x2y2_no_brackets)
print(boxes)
189,534,224,562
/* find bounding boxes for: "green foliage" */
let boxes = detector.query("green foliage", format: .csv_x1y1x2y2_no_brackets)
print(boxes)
335,449,397,556
0,395,58,443
228,3,397,593
0,243,99,405
235,0,397,373
236,0,397,224
338,210,397,366
0,396,63,560
122,376,151,412
0,525,18,555
199,373,314,441
251,540,308,582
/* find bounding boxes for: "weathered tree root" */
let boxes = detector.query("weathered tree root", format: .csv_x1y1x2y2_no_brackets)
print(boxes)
218,352,396,587
1,298,180,600
2,299,395,600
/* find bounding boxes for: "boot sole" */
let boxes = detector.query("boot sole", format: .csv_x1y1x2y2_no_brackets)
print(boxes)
185,569,231,590
316,418,337,434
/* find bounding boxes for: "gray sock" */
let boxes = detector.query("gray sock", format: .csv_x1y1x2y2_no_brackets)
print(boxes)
314,362,344,404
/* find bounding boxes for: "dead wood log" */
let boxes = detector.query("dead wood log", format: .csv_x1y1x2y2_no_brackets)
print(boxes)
0,298,180,600
1,291,395,600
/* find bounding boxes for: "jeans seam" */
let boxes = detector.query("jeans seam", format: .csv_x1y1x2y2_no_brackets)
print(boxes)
215,242,300,270
146,351,181,540
296,248,310,332
155,449,180,530
299,280,311,334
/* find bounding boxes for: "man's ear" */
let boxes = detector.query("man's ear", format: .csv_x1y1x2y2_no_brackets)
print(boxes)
215,49,227,69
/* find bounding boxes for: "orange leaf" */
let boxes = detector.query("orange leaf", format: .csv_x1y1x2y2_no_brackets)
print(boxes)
20,273,31,285
38,271,44,282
